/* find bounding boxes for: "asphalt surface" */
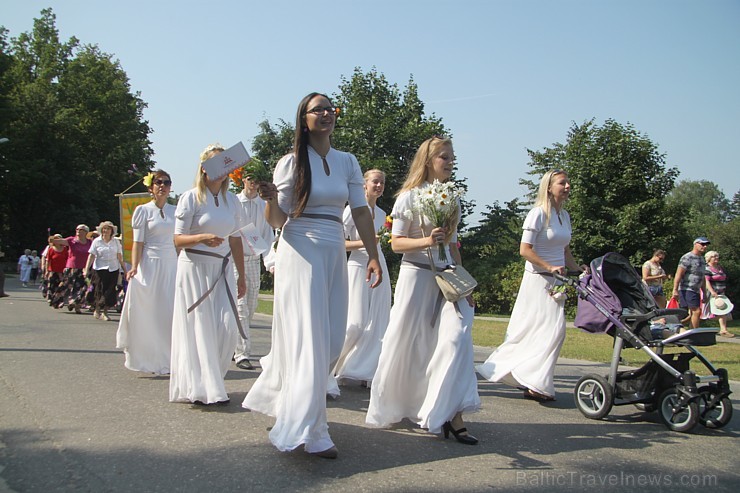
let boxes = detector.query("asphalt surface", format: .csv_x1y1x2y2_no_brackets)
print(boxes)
1,277,739,492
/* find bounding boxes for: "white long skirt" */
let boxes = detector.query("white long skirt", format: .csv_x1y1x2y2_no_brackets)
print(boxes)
333,249,390,384
366,264,480,434
169,253,238,404
242,217,348,453
476,270,565,398
116,250,177,375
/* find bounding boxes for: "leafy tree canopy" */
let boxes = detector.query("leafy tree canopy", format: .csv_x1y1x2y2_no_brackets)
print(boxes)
523,119,683,265
0,8,153,254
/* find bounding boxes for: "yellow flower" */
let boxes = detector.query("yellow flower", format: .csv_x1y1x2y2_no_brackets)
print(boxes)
142,172,155,187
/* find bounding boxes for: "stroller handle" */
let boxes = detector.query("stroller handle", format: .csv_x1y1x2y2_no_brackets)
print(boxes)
553,271,583,285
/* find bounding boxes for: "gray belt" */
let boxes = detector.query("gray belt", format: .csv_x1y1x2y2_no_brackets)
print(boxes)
184,249,246,339
298,213,342,224
402,260,463,327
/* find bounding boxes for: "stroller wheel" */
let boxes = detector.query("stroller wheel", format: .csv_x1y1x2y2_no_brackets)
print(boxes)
697,386,733,429
574,374,613,420
657,388,699,433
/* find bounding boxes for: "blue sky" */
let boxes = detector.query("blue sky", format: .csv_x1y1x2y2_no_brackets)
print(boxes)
3,0,739,224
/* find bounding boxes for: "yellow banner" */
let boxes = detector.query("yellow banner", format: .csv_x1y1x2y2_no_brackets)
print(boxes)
118,193,152,265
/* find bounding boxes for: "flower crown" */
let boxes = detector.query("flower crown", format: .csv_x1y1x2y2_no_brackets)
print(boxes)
142,172,155,187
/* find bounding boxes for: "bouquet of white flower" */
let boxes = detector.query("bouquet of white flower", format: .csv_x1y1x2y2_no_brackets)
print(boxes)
412,179,464,263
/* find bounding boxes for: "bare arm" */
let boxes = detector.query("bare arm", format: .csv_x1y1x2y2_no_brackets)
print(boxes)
564,246,586,273
126,241,144,281
672,265,686,298
229,236,247,298
350,206,382,288
258,182,288,229
391,226,445,254
173,233,224,250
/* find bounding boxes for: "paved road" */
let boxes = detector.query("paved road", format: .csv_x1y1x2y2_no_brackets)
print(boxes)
1,278,739,492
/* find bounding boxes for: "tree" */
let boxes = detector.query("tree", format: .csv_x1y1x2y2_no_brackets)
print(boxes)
665,180,732,238
523,119,684,266
461,198,526,313
0,9,153,255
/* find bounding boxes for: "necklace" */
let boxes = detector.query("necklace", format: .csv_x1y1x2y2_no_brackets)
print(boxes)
316,149,331,176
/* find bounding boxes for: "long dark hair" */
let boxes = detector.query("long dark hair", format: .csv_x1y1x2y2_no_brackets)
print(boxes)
292,92,331,216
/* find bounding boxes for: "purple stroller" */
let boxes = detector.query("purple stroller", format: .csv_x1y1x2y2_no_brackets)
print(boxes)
558,252,732,432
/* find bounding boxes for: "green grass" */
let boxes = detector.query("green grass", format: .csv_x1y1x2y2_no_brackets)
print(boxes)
256,295,739,380
472,318,740,380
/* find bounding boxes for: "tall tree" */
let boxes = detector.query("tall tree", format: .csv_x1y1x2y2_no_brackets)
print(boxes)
523,119,683,266
665,179,732,238
461,199,526,313
0,9,153,254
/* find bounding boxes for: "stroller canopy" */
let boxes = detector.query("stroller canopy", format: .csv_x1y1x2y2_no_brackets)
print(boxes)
575,252,658,333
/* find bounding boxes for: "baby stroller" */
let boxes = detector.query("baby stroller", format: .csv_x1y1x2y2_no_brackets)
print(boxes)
558,252,732,433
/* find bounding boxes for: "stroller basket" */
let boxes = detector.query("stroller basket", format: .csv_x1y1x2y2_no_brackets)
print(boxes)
615,353,692,401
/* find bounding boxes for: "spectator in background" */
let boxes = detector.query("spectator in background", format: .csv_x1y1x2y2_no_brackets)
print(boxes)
642,249,668,308
703,250,734,338
17,249,32,287
672,237,711,329
29,250,40,286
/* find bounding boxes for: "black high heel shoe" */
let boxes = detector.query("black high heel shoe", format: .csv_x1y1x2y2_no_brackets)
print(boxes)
442,421,479,445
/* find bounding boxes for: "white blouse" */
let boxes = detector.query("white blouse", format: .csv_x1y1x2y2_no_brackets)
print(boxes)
89,237,123,272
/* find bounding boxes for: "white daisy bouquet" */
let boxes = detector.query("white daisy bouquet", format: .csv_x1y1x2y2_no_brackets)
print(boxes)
412,179,464,262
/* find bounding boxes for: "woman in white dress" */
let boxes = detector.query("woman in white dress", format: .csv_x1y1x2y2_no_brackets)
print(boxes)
333,169,391,387
366,136,480,445
84,222,126,321
116,169,177,375
477,169,586,402
169,145,246,405
243,92,382,459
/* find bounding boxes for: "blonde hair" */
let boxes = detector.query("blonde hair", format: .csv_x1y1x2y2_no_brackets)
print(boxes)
705,250,719,262
364,168,385,181
397,136,453,196
398,136,458,242
534,169,568,227
195,143,229,205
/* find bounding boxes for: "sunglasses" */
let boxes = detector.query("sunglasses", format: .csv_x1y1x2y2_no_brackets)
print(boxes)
305,106,340,117
154,179,172,186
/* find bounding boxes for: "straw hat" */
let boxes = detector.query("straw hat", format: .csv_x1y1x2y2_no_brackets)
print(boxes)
96,221,118,236
710,295,734,316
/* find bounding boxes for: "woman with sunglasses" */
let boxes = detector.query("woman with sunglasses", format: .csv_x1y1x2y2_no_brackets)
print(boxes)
243,92,382,459
169,145,246,406
477,170,586,402
366,136,480,446
116,169,178,374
